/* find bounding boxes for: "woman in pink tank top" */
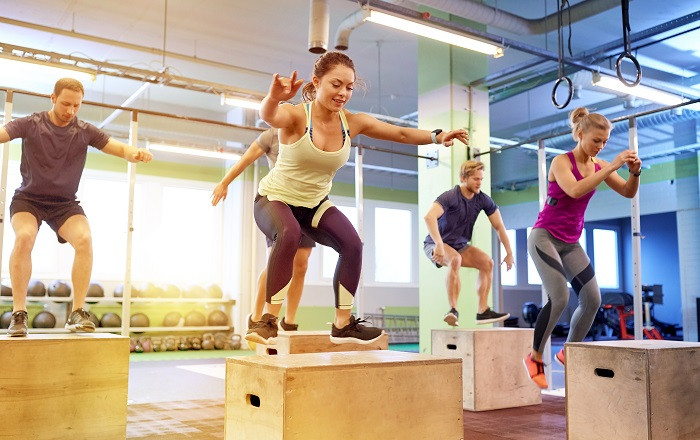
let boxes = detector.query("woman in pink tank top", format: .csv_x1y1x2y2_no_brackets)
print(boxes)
524,107,642,389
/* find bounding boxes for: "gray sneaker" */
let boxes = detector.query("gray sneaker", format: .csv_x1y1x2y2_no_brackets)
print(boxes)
245,313,278,345
8,310,28,337
330,315,384,345
65,308,96,332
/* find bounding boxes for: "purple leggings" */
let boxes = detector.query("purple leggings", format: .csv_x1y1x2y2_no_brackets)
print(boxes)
254,195,362,309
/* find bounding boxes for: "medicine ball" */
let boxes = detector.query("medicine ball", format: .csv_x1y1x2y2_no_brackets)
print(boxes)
114,284,140,298
48,280,71,297
162,311,183,327
183,285,206,299
206,284,223,299
86,282,104,300
0,310,13,328
1,283,11,297
162,284,181,298
100,312,122,327
522,302,540,328
184,310,206,327
32,311,56,328
28,279,46,297
207,310,229,326
130,313,150,328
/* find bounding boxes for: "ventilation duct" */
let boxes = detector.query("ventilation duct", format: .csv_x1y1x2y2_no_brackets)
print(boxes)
309,0,329,54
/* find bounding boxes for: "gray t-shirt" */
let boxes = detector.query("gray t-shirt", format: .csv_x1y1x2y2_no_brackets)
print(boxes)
424,185,498,250
4,111,110,201
255,127,279,168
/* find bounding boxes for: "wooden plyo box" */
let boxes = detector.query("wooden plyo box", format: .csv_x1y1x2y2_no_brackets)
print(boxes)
431,328,541,411
566,340,700,440
225,350,463,440
255,330,389,355
0,333,130,440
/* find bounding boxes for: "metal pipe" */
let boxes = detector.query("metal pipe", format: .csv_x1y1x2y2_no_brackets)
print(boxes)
121,111,138,337
629,117,644,340
0,91,13,283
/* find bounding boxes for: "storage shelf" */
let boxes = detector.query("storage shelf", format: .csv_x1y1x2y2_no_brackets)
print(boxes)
0,297,73,303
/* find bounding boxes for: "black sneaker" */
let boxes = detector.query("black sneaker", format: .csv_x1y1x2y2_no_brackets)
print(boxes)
8,310,28,337
279,317,298,331
245,313,278,345
65,308,96,332
330,315,384,345
443,309,459,327
476,308,510,324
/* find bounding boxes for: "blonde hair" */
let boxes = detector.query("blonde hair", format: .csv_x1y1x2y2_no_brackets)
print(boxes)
460,160,484,180
53,78,84,97
569,107,612,141
301,51,363,102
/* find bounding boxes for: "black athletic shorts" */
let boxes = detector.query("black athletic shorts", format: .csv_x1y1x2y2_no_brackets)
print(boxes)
10,196,86,244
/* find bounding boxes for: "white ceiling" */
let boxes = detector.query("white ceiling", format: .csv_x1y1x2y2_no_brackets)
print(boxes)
1,0,698,189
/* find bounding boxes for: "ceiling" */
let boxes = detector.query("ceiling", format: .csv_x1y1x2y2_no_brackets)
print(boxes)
1,0,698,191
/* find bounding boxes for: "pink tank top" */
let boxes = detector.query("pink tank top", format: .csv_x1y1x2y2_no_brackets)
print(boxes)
532,151,601,243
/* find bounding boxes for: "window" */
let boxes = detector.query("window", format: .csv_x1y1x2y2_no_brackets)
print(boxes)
321,205,357,279
593,228,619,289
527,227,586,285
374,207,412,283
500,229,517,286
132,183,223,285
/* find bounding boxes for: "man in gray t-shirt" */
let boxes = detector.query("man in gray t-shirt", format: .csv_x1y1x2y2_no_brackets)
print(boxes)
0,78,152,337
424,160,514,327
211,127,313,341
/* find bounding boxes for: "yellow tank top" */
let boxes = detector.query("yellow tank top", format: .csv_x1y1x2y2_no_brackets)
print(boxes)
258,102,351,207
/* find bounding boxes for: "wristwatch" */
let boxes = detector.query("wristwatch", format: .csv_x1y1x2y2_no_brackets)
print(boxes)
431,129,443,144
631,169,641,177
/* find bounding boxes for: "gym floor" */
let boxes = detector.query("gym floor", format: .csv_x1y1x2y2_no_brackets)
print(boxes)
126,341,568,439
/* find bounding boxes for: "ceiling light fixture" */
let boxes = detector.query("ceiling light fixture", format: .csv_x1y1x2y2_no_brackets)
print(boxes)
148,142,241,161
363,9,504,58
0,56,96,83
592,72,685,106
220,94,263,110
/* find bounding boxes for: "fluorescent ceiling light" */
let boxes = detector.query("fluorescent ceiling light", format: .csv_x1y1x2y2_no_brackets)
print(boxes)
0,57,96,84
221,95,262,110
364,9,503,57
148,142,241,161
592,72,685,106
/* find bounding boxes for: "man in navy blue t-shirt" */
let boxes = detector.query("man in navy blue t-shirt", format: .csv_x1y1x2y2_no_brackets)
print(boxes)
424,160,514,326
0,78,152,336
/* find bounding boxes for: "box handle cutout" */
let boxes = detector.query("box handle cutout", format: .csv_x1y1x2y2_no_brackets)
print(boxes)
267,348,278,355
247,394,261,407
447,344,457,350
594,368,614,378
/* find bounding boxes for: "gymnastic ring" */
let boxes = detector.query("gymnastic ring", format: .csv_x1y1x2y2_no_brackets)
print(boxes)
551,76,573,109
616,53,642,87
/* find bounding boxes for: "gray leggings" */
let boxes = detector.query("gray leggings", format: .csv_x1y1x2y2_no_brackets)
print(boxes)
528,228,601,353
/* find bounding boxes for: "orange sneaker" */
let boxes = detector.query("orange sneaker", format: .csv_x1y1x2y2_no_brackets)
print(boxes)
555,348,565,367
524,353,548,389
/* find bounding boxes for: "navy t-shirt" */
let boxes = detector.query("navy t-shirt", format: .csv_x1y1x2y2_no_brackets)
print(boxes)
424,185,498,250
4,111,109,201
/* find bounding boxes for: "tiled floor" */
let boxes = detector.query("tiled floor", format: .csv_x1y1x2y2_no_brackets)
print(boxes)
126,395,566,439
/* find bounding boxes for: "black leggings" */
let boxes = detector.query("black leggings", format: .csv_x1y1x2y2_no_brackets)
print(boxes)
254,195,362,309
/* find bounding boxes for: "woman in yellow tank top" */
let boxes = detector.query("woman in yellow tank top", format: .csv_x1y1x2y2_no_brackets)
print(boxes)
247,51,468,346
